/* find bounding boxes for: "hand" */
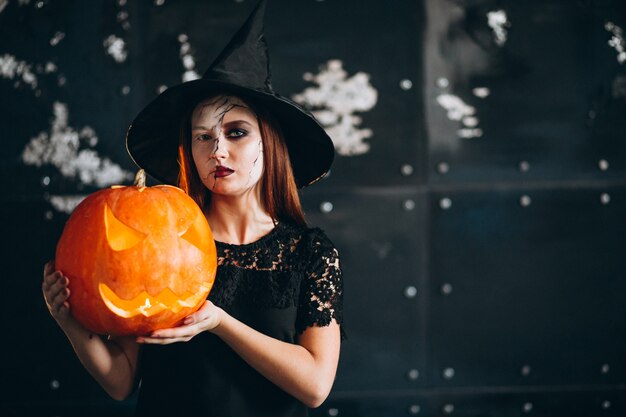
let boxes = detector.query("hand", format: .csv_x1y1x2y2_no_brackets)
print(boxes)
136,300,224,345
42,260,74,328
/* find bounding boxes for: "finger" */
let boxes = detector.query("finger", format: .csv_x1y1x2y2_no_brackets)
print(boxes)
51,299,69,316
42,275,62,302
43,270,63,288
57,301,71,316
51,287,70,312
149,328,184,339
43,260,55,276
154,322,204,339
43,265,62,281
184,302,213,325
42,271,55,291
137,336,186,345
184,313,208,326
47,275,68,297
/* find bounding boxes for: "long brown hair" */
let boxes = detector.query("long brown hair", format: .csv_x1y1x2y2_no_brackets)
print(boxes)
177,95,306,227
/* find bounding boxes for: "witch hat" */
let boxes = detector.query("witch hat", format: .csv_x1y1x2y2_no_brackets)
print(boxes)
126,0,334,188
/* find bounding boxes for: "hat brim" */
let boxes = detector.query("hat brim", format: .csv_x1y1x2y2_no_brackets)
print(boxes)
126,79,334,188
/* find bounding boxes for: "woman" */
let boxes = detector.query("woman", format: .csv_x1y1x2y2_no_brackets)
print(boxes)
42,1,343,415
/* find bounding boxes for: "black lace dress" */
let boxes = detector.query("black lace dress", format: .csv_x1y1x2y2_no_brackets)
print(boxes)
135,222,343,417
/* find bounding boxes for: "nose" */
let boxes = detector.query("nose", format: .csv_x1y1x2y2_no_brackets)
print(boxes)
210,136,229,160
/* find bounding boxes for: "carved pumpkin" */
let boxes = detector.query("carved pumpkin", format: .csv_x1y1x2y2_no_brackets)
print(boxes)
56,170,217,336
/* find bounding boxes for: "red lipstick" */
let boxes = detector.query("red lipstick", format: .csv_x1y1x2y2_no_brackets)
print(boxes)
213,166,234,178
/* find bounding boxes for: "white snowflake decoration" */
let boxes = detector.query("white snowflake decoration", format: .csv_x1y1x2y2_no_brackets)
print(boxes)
487,9,510,47
293,60,378,156
179,33,200,82
605,21,626,64
0,53,38,89
48,195,87,214
21,102,133,187
436,93,484,139
103,35,128,63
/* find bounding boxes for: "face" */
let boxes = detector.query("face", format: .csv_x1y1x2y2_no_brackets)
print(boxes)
190,95,264,196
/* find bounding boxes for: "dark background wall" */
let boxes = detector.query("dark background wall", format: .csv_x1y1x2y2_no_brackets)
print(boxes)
2,0,626,416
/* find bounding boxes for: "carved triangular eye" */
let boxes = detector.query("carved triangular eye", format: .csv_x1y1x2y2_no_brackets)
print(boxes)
179,213,211,254
104,204,146,251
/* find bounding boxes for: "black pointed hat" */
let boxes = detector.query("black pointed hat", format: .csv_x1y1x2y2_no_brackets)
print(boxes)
126,0,334,188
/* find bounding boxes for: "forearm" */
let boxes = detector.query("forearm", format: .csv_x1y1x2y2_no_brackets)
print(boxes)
61,320,137,401
212,313,339,408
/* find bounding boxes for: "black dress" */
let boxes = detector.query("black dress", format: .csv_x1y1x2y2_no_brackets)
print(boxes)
135,222,343,417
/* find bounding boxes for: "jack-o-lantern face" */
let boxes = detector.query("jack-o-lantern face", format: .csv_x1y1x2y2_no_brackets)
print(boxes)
56,176,217,336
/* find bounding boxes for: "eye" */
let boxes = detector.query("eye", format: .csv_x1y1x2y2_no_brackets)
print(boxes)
104,204,147,251
227,128,247,139
194,133,213,142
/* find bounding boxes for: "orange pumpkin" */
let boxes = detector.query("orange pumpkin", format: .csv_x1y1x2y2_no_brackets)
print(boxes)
56,170,217,336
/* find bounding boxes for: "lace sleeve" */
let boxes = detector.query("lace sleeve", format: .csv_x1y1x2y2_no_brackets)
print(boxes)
295,228,344,336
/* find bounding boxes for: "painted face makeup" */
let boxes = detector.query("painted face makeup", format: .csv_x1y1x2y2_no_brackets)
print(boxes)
190,95,264,195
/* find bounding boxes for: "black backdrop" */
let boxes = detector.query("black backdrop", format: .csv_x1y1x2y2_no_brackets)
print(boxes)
2,0,626,416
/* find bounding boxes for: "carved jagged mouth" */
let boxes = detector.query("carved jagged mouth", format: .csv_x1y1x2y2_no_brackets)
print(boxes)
98,283,211,318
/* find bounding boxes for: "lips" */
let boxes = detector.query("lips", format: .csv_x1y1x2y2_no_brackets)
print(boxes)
212,166,234,178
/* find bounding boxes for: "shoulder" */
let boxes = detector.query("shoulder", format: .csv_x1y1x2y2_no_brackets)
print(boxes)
280,223,339,257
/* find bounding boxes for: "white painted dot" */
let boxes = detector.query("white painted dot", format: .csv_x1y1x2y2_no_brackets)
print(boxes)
121,85,131,95
443,367,455,379
155,0,165,5
472,87,490,98
440,198,452,210
401,164,414,176
408,404,421,415
520,195,532,207
602,400,611,409
599,159,609,171
407,369,419,380
157,85,167,94
438,162,450,174
45,211,54,220
441,283,453,295
521,365,531,376
404,286,417,298
601,193,611,205
522,402,533,413
400,79,413,90
328,408,338,416
601,363,610,374
320,201,333,213
437,77,449,88
442,404,454,414
50,379,60,390
41,176,51,186
403,199,415,211
178,33,188,43
519,161,530,172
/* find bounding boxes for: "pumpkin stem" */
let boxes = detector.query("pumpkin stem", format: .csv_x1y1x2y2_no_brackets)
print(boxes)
134,169,146,187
